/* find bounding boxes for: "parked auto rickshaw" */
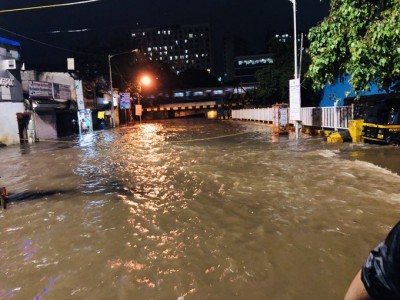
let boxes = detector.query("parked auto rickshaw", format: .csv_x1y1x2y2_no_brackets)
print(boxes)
361,99,400,145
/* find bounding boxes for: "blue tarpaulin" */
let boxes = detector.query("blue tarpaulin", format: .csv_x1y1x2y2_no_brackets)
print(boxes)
0,37,21,47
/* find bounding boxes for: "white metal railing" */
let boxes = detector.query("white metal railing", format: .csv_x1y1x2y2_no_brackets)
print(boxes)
232,104,353,130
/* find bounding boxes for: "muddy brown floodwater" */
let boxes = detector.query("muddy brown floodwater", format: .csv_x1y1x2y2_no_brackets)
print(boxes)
0,119,400,300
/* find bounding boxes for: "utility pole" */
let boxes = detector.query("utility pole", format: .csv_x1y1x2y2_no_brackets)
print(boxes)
108,54,115,128
108,49,139,128
290,0,298,80
289,0,301,140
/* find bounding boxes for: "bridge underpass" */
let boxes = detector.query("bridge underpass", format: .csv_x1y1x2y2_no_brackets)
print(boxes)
142,101,241,119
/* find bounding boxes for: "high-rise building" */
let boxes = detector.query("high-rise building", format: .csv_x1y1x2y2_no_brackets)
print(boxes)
132,24,213,75
223,33,253,82
234,54,274,85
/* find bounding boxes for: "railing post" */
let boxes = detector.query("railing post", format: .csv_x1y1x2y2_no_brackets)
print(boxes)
334,102,338,131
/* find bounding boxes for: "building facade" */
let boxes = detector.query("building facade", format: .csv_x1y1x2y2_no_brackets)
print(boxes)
0,37,26,146
132,24,213,74
223,33,253,82
21,71,79,140
234,54,274,85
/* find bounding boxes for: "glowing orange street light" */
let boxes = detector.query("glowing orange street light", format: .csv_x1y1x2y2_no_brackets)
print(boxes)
137,75,152,123
141,75,151,87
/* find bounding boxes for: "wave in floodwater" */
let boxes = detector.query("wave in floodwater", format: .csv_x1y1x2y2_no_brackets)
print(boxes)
0,119,400,300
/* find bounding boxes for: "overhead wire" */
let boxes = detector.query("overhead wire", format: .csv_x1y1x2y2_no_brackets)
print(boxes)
0,0,104,56
0,0,101,13
0,25,105,57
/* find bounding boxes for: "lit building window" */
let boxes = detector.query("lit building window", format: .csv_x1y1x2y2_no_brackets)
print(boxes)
189,33,193,38
147,47,151,51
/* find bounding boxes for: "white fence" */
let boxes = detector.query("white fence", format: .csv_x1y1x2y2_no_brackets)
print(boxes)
232,105,353,130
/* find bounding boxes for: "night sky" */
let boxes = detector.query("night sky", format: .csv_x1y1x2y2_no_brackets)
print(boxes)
0,0,330,73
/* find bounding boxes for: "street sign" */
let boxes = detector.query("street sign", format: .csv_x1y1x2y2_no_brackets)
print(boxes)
135,104,142,116
289,78,301,121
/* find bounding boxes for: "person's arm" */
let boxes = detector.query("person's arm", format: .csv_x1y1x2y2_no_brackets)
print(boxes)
344,270,372,300
345,221,400,300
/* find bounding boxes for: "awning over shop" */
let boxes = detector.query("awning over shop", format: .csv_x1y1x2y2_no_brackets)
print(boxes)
29,98,76,111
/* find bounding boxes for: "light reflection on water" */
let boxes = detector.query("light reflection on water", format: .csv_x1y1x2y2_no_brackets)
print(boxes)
0,119,400,299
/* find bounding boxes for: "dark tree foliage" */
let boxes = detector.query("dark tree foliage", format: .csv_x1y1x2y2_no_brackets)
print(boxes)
251,34,321,107
307,0,400,92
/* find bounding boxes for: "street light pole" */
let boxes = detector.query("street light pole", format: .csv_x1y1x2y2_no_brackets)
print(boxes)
137,75,151,124
289,0,298,79
289,0,301,139
138,83,142,124
108,54,115,128
108,49,139,128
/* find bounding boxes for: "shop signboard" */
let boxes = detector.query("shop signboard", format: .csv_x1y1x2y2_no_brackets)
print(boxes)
28,81,53,99
53,83,71,100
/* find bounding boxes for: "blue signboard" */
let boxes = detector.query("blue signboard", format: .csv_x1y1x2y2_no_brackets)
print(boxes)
120,92,131,109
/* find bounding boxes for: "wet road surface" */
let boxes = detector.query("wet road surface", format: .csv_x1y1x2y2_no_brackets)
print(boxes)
0,119,400,300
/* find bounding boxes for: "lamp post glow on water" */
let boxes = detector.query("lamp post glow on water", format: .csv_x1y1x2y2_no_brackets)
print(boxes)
137,75,151,124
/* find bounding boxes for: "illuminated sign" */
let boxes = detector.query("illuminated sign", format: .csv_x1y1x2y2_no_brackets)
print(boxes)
236,58,274,67
0,77,14,87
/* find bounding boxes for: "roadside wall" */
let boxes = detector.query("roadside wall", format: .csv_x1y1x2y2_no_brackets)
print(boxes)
0,101,24,146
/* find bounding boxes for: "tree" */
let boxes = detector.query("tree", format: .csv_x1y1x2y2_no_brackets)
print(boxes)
307,0,400,92
251,34,293,106
252,33,321,107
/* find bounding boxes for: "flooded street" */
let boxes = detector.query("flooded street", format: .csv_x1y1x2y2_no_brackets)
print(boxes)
1,119,400,300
